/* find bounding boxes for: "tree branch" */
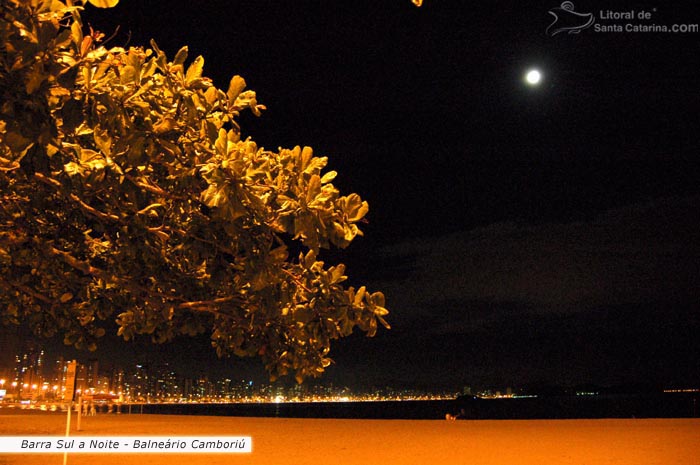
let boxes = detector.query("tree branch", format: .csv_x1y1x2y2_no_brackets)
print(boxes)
123,173,186,200
281,267,314,294
0,277,53,304
33,173,121,222
176,296,237,310
45,244,240,316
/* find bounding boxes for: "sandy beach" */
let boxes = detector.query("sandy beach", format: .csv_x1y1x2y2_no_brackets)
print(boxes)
1,410,698,465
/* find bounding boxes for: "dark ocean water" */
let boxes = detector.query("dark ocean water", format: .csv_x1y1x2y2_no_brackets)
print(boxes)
130,393,698,420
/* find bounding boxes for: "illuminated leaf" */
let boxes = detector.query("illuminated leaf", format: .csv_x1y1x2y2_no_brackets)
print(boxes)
25,68,46,94
227,75,246,102
185,56,205,86
173,46,188,66
354,286,366,306
343,193,369,222
306,174,322,202
320,170,337,184
64,161,82,176
87,0,119,8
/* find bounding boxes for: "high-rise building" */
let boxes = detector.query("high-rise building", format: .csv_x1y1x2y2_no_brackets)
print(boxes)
75,362,87,393
110,367,125,395
127,364,151,401
154,364,180,399
86,358,99,389
53,357,71,401
13,342,45,400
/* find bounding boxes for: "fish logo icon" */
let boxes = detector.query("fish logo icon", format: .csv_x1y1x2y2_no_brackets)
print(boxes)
546,2,595,36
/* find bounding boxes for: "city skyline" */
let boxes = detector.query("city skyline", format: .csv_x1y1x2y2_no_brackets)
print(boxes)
2,335,698,404
3,341,697,407
0,340,465,403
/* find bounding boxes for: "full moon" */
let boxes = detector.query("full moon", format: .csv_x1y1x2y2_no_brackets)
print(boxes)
525,69,542,85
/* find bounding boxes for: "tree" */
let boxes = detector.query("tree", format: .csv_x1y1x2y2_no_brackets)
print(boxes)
0,0,389,383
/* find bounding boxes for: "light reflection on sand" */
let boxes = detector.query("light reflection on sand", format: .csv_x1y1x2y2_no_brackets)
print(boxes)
1,412,698,465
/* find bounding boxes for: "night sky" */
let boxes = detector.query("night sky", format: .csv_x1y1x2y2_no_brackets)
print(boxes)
5,0,700,390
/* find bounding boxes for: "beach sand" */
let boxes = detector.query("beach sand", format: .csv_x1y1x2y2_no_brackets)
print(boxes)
1,410,698,465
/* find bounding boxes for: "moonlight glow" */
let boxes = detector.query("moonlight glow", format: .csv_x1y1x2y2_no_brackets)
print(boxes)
525,69,542,85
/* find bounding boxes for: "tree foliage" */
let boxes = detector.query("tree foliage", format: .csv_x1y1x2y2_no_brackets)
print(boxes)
0,0,389,382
